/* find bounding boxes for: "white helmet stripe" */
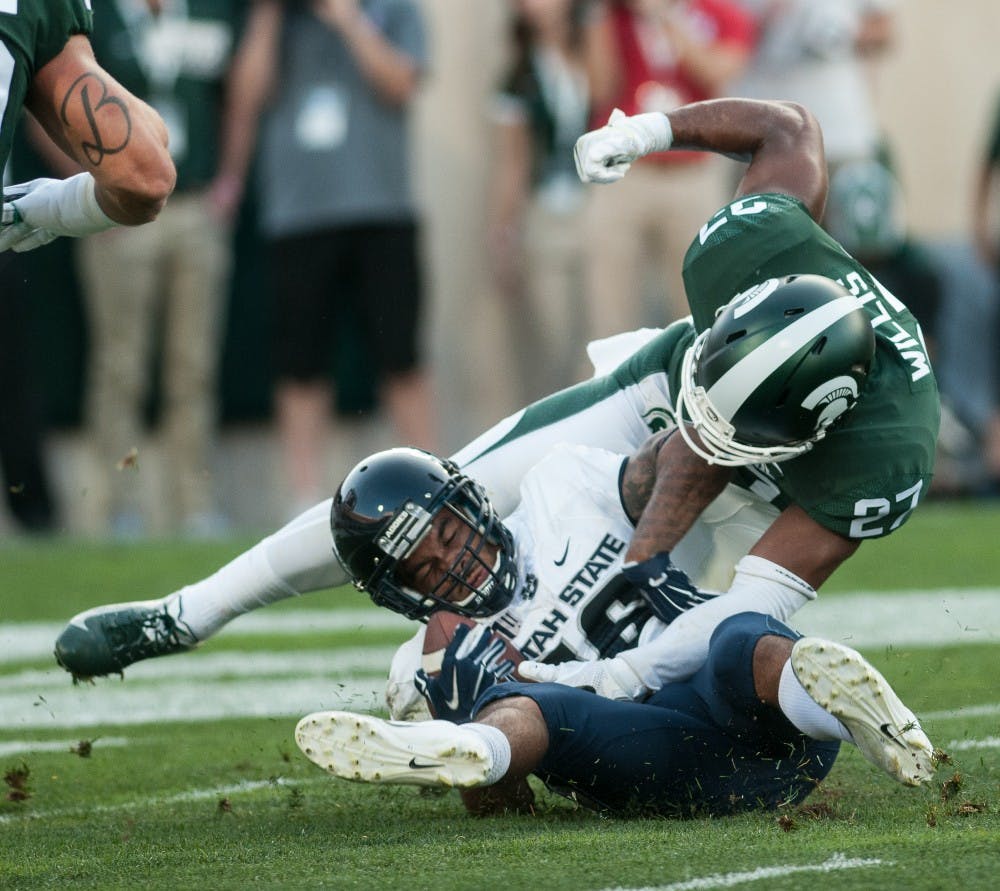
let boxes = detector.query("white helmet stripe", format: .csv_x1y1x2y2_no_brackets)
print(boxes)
706,296,862,420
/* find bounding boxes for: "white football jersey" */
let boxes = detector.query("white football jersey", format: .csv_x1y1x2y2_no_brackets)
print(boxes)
386,443,778,719
496,443,649,663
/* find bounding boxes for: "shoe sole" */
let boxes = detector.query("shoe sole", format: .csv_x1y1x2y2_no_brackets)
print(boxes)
295,711,492,788
791,638,935,786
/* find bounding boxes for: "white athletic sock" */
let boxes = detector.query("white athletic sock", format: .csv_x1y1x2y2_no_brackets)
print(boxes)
777,659,854,743
167,499,347,640
462,722,512,785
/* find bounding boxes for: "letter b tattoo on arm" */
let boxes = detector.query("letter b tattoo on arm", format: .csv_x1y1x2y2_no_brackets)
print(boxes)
60,72,132,166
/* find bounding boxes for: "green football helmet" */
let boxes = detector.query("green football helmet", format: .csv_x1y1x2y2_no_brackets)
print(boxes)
674,274,876,466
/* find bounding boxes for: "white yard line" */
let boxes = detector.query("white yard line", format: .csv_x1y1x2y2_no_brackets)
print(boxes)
946,735,1000,750
921,702,1000,721
1,588,997,731
598,852,891,891
0,646,401,690
791,588,1000,647
0,608,410,664
3,588,996,667
1,677,384,729
0,736,129,757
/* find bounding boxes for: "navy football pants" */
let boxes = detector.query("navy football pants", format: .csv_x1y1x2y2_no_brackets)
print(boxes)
475,612,840,816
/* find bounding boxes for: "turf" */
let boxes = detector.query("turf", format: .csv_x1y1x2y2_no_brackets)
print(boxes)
2,500,999,889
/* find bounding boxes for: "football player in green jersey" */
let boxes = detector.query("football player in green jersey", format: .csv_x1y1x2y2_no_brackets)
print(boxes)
0,0,175,252
523,98,940,694
54,98,940,697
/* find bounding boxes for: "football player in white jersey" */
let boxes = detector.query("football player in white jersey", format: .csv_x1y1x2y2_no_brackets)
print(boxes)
296,439,936,817
363,436,806,722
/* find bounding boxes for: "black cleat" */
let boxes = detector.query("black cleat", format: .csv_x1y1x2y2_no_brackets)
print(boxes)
54,600,198,680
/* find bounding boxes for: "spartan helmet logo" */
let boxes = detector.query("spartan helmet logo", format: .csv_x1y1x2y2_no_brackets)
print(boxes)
801,375,862,431
642,406,675,433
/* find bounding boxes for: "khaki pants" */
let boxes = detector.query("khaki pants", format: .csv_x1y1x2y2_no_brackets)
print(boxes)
505,198,588,401
582,158,729,338
79,192,232,531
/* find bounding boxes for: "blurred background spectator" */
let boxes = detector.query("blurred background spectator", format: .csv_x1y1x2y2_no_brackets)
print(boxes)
822,155,984,494
580,0,755,340
71,0,244,538
4,1,1000,535
488,0,591,402
971,88,1000,492
824,156,940,352
733,0,894,173
217,0,438,520
0,248,57,534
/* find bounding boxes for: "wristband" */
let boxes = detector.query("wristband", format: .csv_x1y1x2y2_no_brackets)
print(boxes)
13,174,117,237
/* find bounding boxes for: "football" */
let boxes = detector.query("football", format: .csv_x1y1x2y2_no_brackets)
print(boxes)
421,610,526,681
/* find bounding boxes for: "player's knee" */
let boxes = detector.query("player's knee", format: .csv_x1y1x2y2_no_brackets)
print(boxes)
710,611,767,650
477,694,543,731
708,613,799,698
476,694,549,765
706,613,772,685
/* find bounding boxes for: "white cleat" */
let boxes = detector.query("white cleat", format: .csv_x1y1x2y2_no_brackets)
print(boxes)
791,638,936,786
295,711,493,789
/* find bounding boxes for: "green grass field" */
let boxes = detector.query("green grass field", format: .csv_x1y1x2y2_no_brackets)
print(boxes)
2,501,999,890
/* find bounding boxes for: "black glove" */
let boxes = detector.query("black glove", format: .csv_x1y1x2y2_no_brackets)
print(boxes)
413,623,515,723
622,551,718,625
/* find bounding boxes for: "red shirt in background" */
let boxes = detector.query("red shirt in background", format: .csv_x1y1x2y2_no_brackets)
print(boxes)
594,0,756,164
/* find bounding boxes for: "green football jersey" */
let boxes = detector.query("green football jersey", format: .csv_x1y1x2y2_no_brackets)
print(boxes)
453,193,938,543
677,192,941,539
0,0,93,175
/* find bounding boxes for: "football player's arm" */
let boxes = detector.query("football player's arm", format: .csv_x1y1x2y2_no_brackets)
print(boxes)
612,506,856,690
25,34,175,225
666,99,828,220
521,548,819,696
621,428,732,563
574,98,828,221
622,501,859,684
748,503,860,590
524,440,848,695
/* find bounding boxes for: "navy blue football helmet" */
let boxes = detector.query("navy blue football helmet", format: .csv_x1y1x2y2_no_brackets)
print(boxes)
331,448,518,621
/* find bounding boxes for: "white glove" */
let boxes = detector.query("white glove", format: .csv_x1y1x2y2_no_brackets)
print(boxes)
573,108,674,184
1,174,117,253
0,198,59,252
518,655,648,701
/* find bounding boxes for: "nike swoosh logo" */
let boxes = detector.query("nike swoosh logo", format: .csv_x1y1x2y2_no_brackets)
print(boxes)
445,666,461,712
880,723,905,747
554,541,570,566
408,758,443,769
